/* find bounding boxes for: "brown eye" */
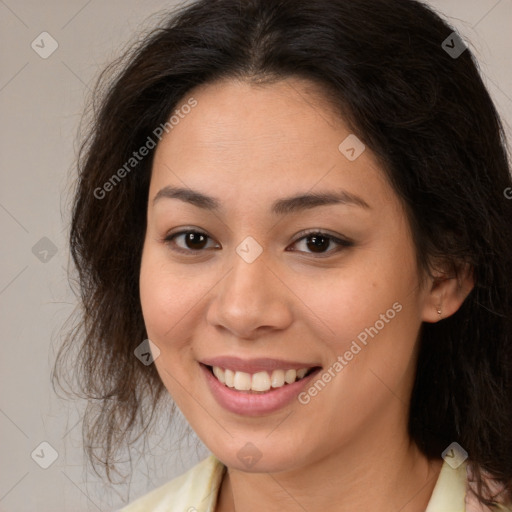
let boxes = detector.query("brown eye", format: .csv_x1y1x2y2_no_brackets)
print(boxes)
164,229,352,258
289,231,353,256
164,230,218,253
305,233,331,253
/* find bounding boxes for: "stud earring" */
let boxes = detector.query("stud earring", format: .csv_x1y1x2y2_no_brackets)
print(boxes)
437,306,442,316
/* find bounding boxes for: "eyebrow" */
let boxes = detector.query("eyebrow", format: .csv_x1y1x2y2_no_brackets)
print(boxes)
152,186,370,214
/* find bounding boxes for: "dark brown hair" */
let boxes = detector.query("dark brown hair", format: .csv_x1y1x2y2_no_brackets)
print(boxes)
54,0,512,507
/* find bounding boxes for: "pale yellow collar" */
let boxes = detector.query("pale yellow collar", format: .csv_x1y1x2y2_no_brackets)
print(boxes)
425,459,467,512
204,455,468,512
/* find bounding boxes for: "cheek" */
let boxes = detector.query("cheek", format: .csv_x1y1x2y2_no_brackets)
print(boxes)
299,280,383,352
139,247,202,399
139,245,217,356
301,264,406,349
139,247,190,344
310,250,421,381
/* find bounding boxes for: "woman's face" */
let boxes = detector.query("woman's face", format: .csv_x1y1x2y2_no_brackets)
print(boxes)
139,77,434,472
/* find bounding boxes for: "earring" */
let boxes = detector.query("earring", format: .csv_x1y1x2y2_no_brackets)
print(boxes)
437,306,442,317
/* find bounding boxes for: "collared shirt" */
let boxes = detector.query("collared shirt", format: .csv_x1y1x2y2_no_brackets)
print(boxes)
118,454,512,511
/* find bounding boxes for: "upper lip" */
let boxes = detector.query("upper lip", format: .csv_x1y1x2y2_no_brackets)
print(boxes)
200,356,321,373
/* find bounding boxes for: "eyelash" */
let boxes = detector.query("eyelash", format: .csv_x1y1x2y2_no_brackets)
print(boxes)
163,228,353,258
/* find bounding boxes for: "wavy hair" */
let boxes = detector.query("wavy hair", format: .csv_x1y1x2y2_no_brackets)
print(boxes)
54,0,512,507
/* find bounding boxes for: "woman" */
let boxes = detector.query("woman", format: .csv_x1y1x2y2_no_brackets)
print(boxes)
55,0,512,510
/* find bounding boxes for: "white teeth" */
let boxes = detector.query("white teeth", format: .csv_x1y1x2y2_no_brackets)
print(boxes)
224,369,235,388
296,368,308,379
271,369,285,388
284,369,297,384
212,366,225,383
252,371,271,392
233,371,252,391
210,366,312,392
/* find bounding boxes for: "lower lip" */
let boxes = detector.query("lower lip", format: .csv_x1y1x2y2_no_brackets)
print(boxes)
200,363,321,416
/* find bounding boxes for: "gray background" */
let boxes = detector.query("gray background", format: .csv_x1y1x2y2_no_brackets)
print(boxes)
1,0,511,510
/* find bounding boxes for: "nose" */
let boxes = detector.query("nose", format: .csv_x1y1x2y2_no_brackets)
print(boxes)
206,247,293,340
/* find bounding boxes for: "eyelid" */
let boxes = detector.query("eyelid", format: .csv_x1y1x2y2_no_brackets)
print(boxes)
292,228,353,245
163,227,353,256
163,227,219,254
287,228,354,257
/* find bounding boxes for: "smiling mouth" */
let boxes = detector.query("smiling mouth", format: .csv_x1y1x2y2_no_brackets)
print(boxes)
204,364,320,394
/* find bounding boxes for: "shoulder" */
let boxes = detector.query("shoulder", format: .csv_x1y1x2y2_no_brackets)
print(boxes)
117,454,226,512
465,462,512,512
426,459,512,512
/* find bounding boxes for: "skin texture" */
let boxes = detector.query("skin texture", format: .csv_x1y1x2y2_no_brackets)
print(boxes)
139,77,473,512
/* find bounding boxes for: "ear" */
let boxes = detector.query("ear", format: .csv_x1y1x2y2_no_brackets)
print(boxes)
421,262,475,323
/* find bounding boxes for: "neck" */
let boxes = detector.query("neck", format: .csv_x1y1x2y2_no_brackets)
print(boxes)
215,435,442,512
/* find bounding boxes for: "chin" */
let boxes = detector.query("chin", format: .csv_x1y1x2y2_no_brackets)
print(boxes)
209,438,311,474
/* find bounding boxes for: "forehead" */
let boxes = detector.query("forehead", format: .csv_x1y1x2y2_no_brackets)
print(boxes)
149,77,395,213
156,77,346,158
